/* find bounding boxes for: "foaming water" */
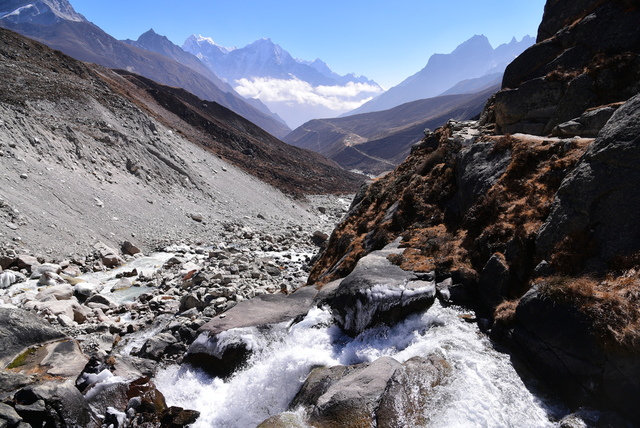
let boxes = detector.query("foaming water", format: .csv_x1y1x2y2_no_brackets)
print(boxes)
156,302,557,427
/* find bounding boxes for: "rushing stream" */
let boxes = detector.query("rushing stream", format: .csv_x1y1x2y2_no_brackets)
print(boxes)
156,300,563,427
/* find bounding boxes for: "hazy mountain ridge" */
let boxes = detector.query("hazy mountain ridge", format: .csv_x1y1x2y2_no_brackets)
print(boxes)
285,85,498,176
348,34,534,115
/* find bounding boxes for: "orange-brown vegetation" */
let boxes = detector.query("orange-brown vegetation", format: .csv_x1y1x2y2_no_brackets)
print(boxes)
309,124,591,295
493,299,519,327
538,271,640,353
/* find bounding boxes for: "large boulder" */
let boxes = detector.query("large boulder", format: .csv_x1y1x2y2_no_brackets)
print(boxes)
185,286,318,377
0,308,66,368
328,242,435,336
537,93,640,271
307,357,401,428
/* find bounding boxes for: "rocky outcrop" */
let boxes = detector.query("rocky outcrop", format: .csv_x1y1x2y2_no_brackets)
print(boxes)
537,92,640,272
489,0,640,135
512,286,640,422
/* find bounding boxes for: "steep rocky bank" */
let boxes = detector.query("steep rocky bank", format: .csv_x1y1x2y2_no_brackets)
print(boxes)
305,1,640,422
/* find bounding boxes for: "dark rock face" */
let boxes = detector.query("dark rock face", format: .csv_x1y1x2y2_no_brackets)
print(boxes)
454,139,512,216
491,0,640,135
512,287,640,422
0,308,66,368
537,93,640,271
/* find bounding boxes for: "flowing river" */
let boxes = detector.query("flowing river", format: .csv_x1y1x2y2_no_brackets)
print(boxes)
155,300,568,427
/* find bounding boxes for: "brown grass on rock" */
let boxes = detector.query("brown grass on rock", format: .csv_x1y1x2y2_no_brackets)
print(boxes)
538,273,640,353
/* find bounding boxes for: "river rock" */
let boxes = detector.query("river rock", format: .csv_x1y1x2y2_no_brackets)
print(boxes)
40,340,89,377
185,286,318,377
28,298,88,324
15,255,39,272
0,402,22,426
329,241,436,336
94,242,123,268
307,357,401,428
376,355,451,427
121,240,141,256
0,308,66,368
36,283,73,301
14,381,99,427
136,332,179,362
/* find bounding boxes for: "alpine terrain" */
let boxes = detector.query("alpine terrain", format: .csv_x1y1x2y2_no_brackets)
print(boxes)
1,0,640,427
183,35,383,128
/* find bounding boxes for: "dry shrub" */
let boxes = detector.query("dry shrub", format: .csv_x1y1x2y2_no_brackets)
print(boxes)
494,299,519,327
539,274,640,353
489,134,516,155
549,230,597,275
546,67,584,83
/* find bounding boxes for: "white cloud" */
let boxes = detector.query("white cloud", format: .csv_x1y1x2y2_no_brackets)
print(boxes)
233,77,382,111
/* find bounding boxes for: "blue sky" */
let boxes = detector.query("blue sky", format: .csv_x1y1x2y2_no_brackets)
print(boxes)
70,0,546,89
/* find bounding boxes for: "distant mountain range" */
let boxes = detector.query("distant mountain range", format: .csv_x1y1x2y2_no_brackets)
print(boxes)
347,35,534,116
183,35,383,128
284,85,498,176
0,0,291,138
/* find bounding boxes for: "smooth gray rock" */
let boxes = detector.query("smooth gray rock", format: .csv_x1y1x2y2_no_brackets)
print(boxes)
0,403,22,426
0,308,66,368
186,286,318,377
308,357,401,428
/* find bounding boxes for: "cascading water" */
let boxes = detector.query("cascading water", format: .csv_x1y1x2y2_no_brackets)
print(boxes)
155,301,565,427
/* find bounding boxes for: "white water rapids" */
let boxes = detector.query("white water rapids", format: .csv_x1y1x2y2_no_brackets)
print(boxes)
155,301,567,428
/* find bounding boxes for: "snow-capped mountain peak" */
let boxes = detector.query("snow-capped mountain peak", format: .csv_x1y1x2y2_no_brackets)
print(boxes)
0,0,86,25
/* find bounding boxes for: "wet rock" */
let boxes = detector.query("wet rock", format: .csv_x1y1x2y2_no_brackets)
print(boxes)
308,357,401,428
329,241,436,336
0,308,66,368
186,286,318,377
377,355,451,427
0,271,18,289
